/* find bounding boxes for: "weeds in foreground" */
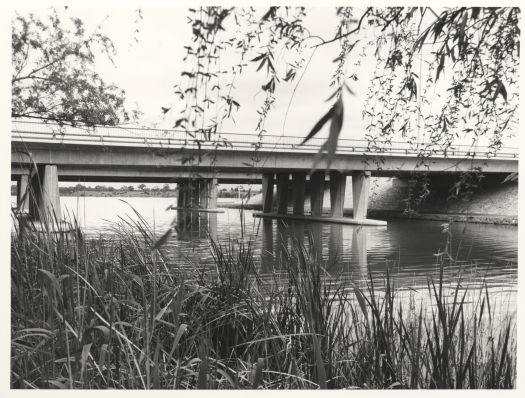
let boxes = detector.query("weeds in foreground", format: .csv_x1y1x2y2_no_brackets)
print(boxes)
10,213,516,389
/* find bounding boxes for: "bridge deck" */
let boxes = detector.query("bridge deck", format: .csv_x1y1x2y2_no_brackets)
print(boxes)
11,119,518,180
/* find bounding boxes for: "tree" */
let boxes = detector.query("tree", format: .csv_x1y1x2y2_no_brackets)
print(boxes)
138,184,147,191
171,7,519,208
12,8,133,126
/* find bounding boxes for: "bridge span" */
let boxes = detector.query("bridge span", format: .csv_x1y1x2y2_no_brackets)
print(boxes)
11,120,518,226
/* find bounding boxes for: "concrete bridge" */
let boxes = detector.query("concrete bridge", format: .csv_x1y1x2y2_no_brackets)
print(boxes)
11,119,518,227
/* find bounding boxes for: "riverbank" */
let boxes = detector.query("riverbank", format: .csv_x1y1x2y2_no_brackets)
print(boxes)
10,213,517,389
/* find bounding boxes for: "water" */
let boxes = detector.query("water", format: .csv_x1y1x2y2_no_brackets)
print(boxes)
12,196,518,313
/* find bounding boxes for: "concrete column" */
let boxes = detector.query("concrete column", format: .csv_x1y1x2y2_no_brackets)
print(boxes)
352,171,371,219
310,171,325,217
276,173,289,215
262,173,274,213
292,173,306,216
177,180,190,231
17,174,30,213
209,178,218,209
177,181,188,207
189,180,200,208
330,171,346,218
40,164,61,222
199,180,210,208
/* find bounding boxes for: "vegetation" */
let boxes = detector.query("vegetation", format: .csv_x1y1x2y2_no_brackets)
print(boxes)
11,212,516,389
11,183,260,199
12,8,134,126
170,7,519,206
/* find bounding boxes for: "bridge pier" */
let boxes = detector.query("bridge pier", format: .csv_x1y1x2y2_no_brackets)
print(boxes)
198,178,218,209
175,178,218,211
255,169,386,226
276,173,289,215
352,171,371,220
330,171,346,218
262,173,274,213
310,171,325,217
175,178,219,235
25,164,62,223
292,173,306,215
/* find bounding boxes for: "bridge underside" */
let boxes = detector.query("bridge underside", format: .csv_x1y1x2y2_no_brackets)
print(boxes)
11,141,518,227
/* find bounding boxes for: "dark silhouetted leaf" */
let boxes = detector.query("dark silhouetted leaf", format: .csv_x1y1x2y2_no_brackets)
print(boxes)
300,103,335,146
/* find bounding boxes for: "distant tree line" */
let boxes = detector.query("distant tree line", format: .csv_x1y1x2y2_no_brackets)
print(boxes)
11,183,261,198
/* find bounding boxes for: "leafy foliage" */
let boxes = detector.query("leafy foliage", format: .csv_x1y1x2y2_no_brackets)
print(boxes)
173,6,519,209
12,9,132,126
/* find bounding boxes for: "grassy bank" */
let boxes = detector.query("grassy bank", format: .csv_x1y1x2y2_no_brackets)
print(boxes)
10,213,516,389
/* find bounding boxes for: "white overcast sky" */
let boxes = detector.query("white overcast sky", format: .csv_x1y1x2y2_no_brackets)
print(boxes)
10,4,520,147
11,6,401,142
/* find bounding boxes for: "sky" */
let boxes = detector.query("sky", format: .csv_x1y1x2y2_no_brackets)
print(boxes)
12,6,389,140
8,5,520,189
12,6,520,144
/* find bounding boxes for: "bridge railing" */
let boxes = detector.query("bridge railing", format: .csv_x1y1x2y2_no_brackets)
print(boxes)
12,119,519,160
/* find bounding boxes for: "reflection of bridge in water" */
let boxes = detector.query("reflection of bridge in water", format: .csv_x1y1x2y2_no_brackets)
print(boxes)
173,211,516,295
177,212,373,281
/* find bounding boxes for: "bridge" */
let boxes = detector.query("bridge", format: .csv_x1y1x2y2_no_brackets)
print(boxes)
11,119,518,227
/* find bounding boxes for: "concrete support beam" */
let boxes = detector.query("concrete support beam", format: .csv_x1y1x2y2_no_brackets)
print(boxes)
292,173,306,216
209,178,218,209
310,171,325,217
177,181,187,207
17,174,30,213
38,164,61,222
262,173,274,213
189,180,200,208
330,171,346,218
276,173,289,215
199,180,210,208
352,171,371,219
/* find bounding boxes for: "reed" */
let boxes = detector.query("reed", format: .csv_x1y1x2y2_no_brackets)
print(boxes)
10,211,516,389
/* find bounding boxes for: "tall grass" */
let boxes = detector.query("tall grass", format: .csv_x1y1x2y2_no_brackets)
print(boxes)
10,211,516,389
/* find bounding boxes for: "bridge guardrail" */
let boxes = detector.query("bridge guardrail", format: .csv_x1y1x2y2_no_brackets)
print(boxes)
11,120,519,160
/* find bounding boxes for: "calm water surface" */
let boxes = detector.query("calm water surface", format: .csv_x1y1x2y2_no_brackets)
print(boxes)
13,196,518,312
